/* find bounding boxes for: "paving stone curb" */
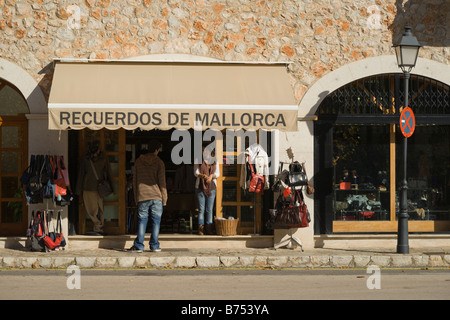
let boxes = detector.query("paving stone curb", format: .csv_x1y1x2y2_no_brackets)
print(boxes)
1,254,449,269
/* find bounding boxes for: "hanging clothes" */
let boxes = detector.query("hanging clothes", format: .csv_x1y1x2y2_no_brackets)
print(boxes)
240,143,269,191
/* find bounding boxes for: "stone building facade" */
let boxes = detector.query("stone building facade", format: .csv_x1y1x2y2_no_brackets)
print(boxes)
1,0,448,99
0,0,449,246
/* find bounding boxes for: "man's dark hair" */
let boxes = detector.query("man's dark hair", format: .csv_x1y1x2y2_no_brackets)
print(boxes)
148,139,162,153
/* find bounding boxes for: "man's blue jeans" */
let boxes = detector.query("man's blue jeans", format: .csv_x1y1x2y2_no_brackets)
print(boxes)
195,189,216,225
133,199,163,251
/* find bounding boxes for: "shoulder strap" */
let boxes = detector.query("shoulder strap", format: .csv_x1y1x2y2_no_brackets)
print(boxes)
296,189,305,205
89,159,99,181
248,155,255,174
57,211,63,234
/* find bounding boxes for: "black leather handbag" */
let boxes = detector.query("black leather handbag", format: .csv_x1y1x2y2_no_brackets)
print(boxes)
286,161,308,186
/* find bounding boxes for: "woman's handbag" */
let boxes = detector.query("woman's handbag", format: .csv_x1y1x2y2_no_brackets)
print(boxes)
286,161,308,187
42,211,66,250
297,190,310,228
274,189,310,228
302,162,315,195
90,159,113,198
248,156,264,193
52,156,67,197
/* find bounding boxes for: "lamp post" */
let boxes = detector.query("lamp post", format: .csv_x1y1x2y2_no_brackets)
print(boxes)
393,27,421,254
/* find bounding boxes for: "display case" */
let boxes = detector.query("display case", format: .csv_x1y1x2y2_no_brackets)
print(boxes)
333,184,389,221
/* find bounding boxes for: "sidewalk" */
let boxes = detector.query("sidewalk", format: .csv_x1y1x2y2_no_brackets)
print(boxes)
1,246,449,269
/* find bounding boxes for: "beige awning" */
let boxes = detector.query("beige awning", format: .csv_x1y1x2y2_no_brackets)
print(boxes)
48,60,298,131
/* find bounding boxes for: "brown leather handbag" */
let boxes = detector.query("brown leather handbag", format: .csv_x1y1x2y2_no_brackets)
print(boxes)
275,190,307,228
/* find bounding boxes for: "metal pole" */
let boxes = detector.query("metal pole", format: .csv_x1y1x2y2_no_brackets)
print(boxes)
397,71,410,254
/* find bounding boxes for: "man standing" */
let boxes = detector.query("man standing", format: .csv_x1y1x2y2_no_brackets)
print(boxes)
129,140,167,253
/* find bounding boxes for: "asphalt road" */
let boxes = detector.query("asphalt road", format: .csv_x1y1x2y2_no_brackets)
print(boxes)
1,267,449,302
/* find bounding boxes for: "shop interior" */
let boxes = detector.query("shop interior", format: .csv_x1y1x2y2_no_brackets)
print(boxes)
125,129,198,235
68,129,273,236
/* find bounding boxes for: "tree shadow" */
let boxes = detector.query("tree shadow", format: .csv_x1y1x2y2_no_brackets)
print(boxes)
389,0,449,47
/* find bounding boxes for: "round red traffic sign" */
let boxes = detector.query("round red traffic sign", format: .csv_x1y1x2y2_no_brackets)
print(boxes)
400,107,415,138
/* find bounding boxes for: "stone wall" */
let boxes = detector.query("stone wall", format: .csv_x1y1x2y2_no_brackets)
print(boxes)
1,0,449,105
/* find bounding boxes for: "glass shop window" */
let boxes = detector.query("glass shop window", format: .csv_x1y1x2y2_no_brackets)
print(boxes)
333,125,390,221
396,125,450,221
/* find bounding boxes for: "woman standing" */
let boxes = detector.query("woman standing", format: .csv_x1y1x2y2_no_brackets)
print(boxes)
194,146,220,235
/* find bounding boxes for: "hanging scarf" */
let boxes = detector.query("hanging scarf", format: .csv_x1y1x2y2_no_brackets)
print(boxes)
199,161,216,197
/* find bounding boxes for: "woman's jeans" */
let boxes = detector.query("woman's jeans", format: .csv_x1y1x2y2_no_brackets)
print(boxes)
133,199,163,251
195,189,216,225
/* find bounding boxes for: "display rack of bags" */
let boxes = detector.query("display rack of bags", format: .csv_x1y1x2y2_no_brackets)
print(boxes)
26,209,66,252
268,161,312,232
20,155,73,206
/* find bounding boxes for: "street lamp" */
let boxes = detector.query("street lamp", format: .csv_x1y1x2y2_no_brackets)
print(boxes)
393,27,421,254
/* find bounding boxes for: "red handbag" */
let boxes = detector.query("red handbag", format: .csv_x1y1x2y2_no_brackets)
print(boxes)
31,211,44,237
297,191,309,228
52,156,67,197
42,211,65,250
248,156,264,193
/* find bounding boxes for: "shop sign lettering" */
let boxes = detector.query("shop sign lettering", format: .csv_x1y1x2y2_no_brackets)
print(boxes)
58,111,287,129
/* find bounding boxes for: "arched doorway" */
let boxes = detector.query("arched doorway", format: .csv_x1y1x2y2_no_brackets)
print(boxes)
0,78,29,236
314,73,450,233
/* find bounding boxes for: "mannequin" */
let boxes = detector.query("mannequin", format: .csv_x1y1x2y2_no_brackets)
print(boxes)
76,141,113,235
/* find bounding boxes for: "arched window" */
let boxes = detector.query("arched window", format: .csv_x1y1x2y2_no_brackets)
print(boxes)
0,80,30,115
314,74,450,233
0,78,29,236
317,74,449,120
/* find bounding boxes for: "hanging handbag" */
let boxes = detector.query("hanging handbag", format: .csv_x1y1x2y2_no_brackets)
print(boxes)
43,211,66,250
272,162,287,192
286,161,308,186
297,190,310,228
28,211,46,252
302,162,315,195
274,189,310,228
90,159,113,198
274,189,302,228
248,155,264,193
53,156,67,197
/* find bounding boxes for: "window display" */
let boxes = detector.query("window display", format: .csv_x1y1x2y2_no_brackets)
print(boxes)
396,125,450,221
333,125,390,221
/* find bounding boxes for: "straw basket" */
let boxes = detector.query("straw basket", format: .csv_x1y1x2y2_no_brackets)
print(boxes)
214,218,239,236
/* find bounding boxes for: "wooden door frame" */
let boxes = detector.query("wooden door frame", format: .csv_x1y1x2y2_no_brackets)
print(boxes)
0,115,28,236
215,132,262,234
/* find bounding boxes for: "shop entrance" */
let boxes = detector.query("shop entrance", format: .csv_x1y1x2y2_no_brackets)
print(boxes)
74,128,264,235
125,129,197,235
76,129,125,235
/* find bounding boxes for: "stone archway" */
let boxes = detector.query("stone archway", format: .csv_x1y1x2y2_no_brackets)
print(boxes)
0,58,47,114
298,55,450,118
